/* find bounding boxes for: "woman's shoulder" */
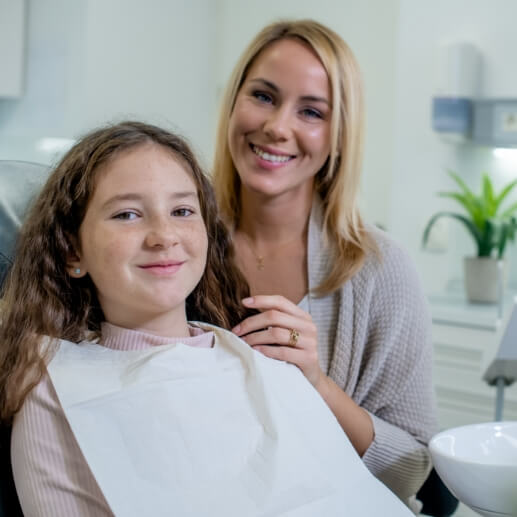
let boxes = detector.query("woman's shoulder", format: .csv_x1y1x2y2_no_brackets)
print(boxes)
356,224,422,292
363,224,414,268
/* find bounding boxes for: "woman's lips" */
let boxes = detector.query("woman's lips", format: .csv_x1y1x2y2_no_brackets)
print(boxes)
249,143,296,169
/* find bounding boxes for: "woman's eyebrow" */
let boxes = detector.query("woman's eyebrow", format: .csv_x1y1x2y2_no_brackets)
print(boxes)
248,78,330,105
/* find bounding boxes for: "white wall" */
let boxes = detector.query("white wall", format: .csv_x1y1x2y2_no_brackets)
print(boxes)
0,0,218,166
389,0,517,294
216,0,400,228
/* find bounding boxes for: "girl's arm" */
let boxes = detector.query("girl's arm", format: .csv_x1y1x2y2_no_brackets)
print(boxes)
11,374,113,517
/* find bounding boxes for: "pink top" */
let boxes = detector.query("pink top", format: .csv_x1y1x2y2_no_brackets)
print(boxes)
11,323,214,517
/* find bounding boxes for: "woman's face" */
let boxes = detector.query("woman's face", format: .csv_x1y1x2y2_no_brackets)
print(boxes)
228,38,332,200
72,143,208,333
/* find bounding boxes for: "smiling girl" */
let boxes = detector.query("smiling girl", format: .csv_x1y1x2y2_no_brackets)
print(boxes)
0,121,252,515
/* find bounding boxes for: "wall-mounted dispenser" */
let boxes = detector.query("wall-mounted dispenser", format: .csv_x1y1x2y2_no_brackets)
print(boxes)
432,42,480,142
432,42,517,148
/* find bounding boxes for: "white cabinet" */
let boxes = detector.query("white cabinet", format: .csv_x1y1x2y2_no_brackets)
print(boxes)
432,321,517,429
0,0,25,97
430,305,517,517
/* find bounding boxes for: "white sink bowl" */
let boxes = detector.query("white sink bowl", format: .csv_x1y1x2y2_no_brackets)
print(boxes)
429,421,517,517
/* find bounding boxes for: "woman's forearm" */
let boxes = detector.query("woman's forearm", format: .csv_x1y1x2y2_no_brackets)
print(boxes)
315,374,374,457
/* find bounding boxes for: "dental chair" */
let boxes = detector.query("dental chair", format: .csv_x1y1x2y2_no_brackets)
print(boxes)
417,467,459,516
0,160,50,517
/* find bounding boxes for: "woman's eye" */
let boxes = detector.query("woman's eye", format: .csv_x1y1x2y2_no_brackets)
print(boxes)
301,107,323,119
252,91,273,104
113,211,139,220
173,208,194,217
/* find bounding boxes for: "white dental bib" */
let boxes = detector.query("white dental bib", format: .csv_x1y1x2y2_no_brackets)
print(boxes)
47,324,412,517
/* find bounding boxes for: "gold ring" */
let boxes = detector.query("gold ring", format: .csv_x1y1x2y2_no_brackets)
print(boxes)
288,328,300,347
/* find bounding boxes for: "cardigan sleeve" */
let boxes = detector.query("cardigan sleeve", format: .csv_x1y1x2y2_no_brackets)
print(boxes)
357,236,437,502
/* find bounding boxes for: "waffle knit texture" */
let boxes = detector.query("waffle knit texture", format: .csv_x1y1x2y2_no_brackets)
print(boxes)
307,197,437,505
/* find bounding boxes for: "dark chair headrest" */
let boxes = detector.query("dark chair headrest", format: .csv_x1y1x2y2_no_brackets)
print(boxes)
0,160,50,288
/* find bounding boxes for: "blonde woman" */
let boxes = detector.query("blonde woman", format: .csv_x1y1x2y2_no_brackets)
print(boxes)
213,19,436,509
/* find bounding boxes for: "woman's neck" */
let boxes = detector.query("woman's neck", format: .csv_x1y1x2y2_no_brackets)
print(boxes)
237,187,313,244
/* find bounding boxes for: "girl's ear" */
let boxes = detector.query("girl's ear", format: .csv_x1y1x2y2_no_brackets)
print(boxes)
66,235,87,278
67,262,87,278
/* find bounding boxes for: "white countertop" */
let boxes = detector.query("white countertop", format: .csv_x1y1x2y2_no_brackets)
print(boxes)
428,291,517,330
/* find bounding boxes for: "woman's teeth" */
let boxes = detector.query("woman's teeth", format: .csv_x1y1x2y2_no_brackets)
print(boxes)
252,145,292,163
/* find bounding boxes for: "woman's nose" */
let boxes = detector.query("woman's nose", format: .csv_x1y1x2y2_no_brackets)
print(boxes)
263,107,292,141
145,218,178,249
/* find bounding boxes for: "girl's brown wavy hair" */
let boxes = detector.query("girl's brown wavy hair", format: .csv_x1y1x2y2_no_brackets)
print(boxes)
0,120,252,424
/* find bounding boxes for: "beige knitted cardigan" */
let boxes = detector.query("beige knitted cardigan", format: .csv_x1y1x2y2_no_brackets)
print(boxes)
306,198,437,505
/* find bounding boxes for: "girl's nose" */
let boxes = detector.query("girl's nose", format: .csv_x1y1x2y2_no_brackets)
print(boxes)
145,218,178,249
263,107,292,141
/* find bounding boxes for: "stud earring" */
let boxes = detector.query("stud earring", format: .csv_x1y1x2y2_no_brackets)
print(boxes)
74,268,81,274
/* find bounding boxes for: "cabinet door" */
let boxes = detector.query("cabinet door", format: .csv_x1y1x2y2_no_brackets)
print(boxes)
0,0,25,97
432,323,517,429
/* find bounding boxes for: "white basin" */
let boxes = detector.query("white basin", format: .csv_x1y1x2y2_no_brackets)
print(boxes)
429,421,517,517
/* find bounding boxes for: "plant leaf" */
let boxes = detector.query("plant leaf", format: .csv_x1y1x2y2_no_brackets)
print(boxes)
444,171,486,229
482,174,496,217
448,170,475,198
422,211,483,254
438,191,485,231
495,178,517,210
500,200,517,219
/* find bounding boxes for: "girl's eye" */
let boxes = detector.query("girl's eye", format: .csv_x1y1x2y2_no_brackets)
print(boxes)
301,107,323,120
113,211,139,221
252,91,273,104
172,208,194,217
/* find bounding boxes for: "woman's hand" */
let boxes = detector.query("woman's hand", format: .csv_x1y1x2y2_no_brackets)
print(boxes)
233,294,374,456
232,295,324,388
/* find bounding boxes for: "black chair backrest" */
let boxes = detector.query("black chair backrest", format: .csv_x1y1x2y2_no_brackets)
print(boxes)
1,160,49,517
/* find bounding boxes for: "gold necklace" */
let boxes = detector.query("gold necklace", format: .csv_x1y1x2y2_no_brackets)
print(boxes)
239,232,304,272
240,233,265,271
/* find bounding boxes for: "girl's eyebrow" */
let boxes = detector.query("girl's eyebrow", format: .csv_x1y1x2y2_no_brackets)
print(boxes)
248,78,330,106
101,191,197,209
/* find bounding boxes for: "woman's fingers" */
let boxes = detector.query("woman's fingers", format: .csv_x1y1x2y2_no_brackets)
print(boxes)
232,294,322,387
239,326,304,348
241,295,311,320
232,310,315,341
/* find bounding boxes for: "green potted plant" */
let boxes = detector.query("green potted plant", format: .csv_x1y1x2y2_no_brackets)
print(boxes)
423,171,517,303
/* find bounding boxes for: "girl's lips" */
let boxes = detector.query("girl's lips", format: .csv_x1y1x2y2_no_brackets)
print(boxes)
138,262,184,275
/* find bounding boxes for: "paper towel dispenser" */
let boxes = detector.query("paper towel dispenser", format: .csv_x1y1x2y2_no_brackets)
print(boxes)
432,98,517,148
431,41,517,148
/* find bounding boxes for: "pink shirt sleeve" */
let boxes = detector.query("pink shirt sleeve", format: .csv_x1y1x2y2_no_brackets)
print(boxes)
11,374,113,517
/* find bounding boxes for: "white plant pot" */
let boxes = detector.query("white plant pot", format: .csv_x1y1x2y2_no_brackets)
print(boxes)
463,257,508,304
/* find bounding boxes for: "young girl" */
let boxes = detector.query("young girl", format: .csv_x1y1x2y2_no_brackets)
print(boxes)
0,121,412,516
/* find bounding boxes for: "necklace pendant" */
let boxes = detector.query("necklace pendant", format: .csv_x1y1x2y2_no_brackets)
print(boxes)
257,256,265,271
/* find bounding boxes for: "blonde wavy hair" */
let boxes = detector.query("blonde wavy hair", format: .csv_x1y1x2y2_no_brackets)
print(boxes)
212,19,376,295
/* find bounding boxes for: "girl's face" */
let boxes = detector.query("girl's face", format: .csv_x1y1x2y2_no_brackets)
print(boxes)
71,143,208,334
228,38,331,201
